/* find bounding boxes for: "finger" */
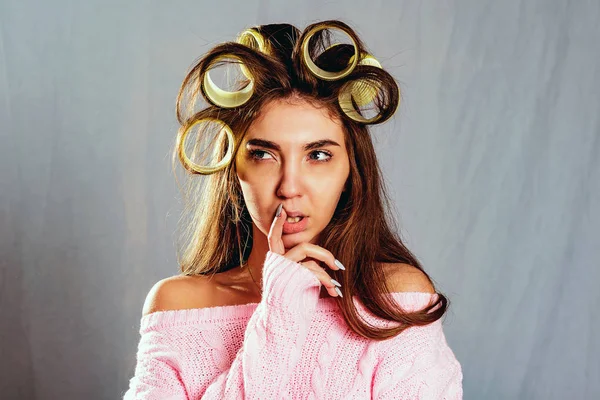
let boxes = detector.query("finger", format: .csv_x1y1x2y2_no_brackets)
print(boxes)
267,203,286,254
284,242,345,272
301,260,343,297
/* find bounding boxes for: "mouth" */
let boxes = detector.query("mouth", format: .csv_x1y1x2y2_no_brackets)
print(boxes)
282,207,307,219
282,214,308,234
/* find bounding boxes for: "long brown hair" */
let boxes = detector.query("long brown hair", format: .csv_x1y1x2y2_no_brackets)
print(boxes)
171,20,448,340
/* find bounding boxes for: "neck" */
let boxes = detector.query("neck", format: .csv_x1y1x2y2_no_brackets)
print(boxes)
243,225,271,296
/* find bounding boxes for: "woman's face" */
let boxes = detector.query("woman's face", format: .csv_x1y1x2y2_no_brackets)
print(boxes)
235,97,350,250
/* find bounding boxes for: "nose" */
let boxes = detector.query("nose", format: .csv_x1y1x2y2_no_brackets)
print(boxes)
276,157,304,199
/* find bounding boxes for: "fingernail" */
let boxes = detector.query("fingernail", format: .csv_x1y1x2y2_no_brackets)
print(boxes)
334,259,345,270
334,287,343,297
331,278,342,287
276,203,283,217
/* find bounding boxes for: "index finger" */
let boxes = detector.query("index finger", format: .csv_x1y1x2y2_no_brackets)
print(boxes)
267,203,286,254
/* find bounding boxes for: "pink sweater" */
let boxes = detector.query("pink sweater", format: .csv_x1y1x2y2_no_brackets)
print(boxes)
123,251,462,399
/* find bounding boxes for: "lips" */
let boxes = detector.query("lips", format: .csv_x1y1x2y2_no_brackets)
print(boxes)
283,208,306,218
282,214,308,234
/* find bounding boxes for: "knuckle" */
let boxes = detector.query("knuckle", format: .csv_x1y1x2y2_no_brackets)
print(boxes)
328,252,336,265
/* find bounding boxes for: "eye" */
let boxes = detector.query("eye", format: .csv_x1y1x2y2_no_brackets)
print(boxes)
248,149,333,163
309,150,333,162
248,149,273,161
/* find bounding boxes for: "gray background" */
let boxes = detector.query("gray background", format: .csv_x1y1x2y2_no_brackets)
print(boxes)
1,0,598,399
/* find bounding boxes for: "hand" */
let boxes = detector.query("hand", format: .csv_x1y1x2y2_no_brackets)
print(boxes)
268,203,345,298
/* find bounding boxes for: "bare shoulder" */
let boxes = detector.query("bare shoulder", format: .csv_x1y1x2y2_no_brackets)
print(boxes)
142,269,259,316
142,274,219,316
382,262,436,294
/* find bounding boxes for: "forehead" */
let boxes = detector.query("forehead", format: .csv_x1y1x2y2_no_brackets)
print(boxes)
245,98,345,144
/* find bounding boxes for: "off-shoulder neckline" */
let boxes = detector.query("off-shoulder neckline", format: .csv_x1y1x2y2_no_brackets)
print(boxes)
139,292,437,332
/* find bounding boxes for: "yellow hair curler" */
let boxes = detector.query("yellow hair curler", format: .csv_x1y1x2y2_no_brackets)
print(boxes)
201,29,272,109
299,24,388,124
176,118,235,175
322,43,382,107
300,24,359,81
201,54,254,109
236,28,272,79
338,53,384,124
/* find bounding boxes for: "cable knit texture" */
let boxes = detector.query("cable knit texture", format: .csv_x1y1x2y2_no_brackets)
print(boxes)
123,251,463,399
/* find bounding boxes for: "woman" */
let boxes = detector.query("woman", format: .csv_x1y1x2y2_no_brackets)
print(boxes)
124,19,463,399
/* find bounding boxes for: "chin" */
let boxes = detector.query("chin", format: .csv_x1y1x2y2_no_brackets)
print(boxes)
282,232,305,244
282,231,319,247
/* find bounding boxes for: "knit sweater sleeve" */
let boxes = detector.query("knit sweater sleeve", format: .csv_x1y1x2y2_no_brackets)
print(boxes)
123,328,189,400
123,250,321,399
371,295,463,399
201,250,321,398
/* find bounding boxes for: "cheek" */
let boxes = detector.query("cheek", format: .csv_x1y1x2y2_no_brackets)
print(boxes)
309,169,348,214
321,162,348,190
235,161,257,197
237,176,261,207
237,170,271,223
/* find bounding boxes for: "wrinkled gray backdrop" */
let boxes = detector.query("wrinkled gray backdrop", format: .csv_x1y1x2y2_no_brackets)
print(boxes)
1,0,598,399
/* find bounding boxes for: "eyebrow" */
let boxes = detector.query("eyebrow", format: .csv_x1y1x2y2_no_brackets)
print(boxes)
245,138,341,151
